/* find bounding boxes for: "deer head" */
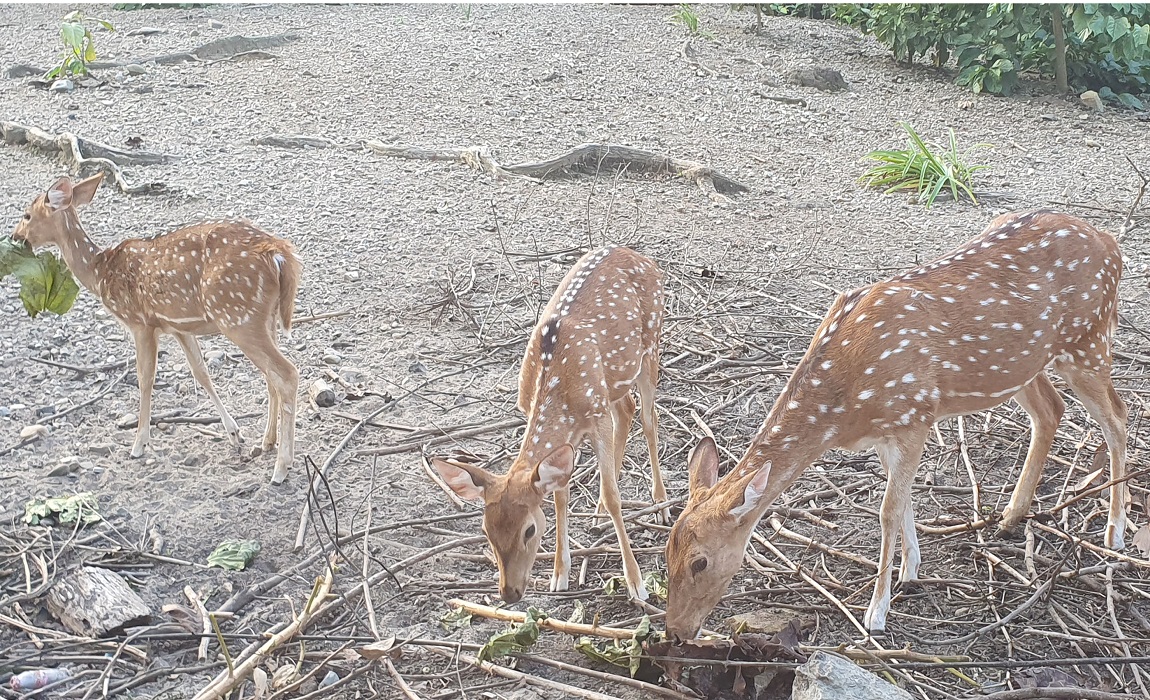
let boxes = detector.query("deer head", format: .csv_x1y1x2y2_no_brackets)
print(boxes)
433,445,576,602
12,174,104,248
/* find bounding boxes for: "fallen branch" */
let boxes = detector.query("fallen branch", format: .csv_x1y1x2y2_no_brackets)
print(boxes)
362,141,749,199
354,417,525,456
447,598,637,639
1,121,168,195
425,646,626,700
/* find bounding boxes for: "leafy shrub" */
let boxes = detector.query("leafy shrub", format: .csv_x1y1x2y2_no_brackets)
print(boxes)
45,10,114,81
672,3,703,35
860,123,989,207
836,4,1149,107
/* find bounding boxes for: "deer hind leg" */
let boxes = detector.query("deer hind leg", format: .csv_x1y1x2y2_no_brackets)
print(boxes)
636,353,668,524
173,332,242,448
1053,356,1129,549
129,327,160,459
593,394,637,528
259,372,282,453
550,484,572,592
867,431,928,633
222,324,299,484
593,415,647,602
1001,373,1065,533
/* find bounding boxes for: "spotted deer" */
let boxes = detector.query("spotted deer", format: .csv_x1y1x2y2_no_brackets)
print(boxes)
664,210,1129,638
12,173,302,484
432,245,666,602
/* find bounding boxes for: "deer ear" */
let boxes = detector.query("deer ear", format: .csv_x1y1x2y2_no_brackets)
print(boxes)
729,464,772,520
71,173,104,207
45,177,74,210
687,437,720,494
431,458,492,502
533,445,575,495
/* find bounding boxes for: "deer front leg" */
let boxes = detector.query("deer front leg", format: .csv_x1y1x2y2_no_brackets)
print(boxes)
593,428,647,602
550,485,571,592
867,434,927,632
129,328,160,459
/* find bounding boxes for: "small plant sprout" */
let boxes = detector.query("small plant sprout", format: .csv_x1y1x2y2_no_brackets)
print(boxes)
45,10,115,81
671,3,702,35
860,122,990,207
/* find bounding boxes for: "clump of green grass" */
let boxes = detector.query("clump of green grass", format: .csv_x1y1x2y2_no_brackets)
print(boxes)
671,3,702,35
860,123,989,207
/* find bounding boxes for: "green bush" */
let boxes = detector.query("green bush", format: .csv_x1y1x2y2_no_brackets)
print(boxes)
741,4,1149,108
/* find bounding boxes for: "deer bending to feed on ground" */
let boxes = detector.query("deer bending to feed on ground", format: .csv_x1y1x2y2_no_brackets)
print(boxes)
12,174,302,484
664,210,1129,638
432,245,666,602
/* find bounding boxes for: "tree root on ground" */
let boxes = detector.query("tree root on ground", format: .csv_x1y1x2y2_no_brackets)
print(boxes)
1,121,169,195
362,141,750,201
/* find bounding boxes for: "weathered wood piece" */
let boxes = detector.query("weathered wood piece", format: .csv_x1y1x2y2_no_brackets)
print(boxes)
45,566,151,637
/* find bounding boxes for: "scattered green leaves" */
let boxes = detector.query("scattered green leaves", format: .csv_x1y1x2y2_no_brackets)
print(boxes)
476,606,546,661
206,539,261,571
860,122,989,208
643,570,669,602
575,614,661,678
45,10,114,81
24,493,102,526
0,238,82,318
439,606,473,632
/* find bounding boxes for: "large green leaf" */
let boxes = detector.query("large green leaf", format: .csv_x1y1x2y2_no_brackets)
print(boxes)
18,252,81,317
59,21,85,49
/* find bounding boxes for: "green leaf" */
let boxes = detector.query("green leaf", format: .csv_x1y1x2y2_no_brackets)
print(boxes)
24,493,103,526
207,539,262,570
60,21,85,49
439,606,473,632
1,242,82,318
83,41,97,63
477,607,545,662
1118,92,1145,109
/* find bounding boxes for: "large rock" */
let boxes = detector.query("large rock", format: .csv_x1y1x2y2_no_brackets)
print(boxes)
792,651,913,700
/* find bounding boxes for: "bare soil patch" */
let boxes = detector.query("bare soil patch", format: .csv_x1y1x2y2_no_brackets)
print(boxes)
1,4,1148,698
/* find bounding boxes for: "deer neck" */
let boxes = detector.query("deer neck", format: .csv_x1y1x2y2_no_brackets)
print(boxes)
52,211,108,296
725,360,846,519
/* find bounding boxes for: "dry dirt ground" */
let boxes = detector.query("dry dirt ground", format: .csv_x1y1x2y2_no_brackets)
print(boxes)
1,3,1150,699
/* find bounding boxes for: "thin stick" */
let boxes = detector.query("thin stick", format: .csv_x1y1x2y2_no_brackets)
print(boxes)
510,651,697,700
384,657,424,700
35,369,130,425
355,417,525,456
425,646,626,700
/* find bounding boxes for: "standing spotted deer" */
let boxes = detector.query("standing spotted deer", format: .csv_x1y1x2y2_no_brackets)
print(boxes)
12,174,302,484
663,210,1129,638
433,245,666,602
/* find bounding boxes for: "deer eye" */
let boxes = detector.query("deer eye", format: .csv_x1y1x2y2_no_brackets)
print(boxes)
22,213,30,221
691,558,708,575
523,524,537,541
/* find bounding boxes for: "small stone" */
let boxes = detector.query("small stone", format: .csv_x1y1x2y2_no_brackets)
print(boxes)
344,270,360,282
125,63,147,75
318,670,339,689
1040,113,1057,121
0,407,9,417
1085,138,1101,148
48,457,81,477
1080,90,1104,112
89,443,115,457
321,350,342,365
793,651,913,700
206,350,226,367
117,413,138,429
35,405,56,418
50,79,75,93
958,99,974,110
785,66,848,92
207,19,224,29
126,26,165,36
20,424,49,441
339,366,368,386
65,103,79,111
184,454,203,467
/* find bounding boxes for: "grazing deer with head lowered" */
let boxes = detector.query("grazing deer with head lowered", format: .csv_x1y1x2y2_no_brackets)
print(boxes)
12,173,302,484
664,210,1129,638
433,245,666,602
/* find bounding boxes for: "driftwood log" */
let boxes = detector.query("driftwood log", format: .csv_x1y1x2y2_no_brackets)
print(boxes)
1,121,169,195
363,141,750,200
45,566,151,637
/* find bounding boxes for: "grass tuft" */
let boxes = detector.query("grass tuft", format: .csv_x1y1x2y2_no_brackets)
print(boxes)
860,123,989,208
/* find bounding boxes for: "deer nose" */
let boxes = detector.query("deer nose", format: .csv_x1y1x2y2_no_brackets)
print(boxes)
500,585,524,603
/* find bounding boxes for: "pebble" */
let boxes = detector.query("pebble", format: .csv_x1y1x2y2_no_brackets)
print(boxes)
20,424,49,441
318,671,339,689
116,413,138,429
49,79,75,93
1040,113,1057,121
206,350,226,367
1080,90,1104,112
0,407,9,418
126,26,165,36
344,270,361,282
89,443,115,457
47,457,81,477
125,63,147,75
208,19,224,28
321,350,342,365
1085,138,1101,148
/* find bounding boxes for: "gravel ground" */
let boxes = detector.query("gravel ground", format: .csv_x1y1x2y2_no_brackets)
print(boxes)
1,4,1149,698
